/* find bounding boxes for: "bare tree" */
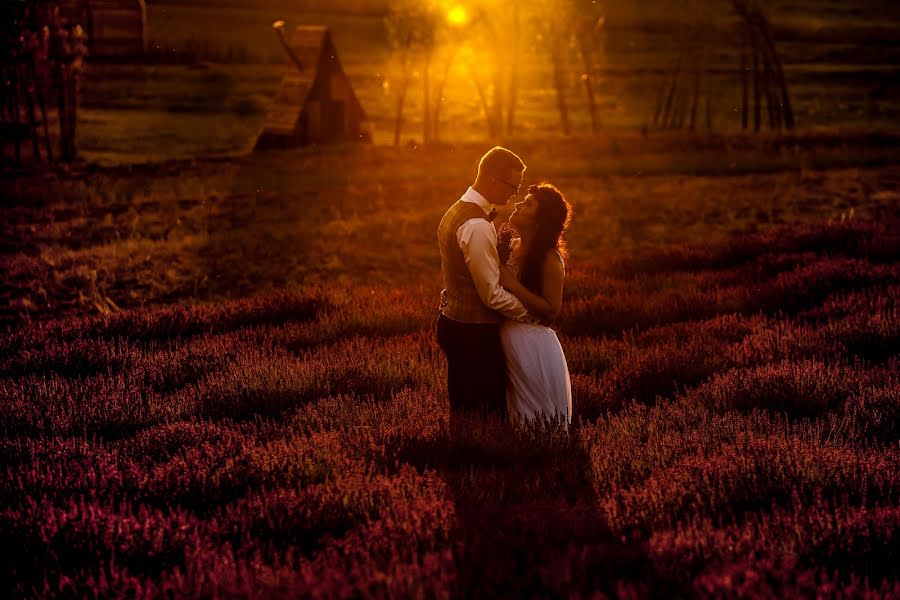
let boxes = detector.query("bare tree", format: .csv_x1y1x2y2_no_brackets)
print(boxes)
385,0,436,145
431,42,462,142
460,0,532,138
464,56,498,137
531,0,576,136
387,0,472,145
463,6,503,137
573,0,605,132
505,2,522,134
422,7,463,144
384,0,611,143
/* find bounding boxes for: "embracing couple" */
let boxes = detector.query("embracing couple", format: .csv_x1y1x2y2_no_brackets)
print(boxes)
436,146,572,430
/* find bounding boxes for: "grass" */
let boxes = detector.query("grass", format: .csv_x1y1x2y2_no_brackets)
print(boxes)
3,140,899,324
1,138,899,596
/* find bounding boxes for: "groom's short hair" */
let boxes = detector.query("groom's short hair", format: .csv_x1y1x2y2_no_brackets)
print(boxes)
477,146,525,179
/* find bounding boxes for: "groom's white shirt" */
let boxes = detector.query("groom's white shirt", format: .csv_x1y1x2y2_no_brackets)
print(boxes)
454,187,528,320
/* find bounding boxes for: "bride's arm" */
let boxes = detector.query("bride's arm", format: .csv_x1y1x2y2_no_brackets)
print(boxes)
499,254,564,320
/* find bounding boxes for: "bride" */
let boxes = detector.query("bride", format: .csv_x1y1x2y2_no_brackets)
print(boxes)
497,183,573,429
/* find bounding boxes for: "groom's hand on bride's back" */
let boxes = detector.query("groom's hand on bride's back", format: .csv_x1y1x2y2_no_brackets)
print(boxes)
498,265,516,289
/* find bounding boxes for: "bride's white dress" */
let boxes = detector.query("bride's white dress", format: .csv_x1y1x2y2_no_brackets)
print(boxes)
500,242,572,428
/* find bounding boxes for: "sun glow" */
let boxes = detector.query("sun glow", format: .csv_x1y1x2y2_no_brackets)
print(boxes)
446,5,469,27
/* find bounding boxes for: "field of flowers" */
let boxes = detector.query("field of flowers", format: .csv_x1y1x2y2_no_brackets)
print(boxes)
1,150,899,596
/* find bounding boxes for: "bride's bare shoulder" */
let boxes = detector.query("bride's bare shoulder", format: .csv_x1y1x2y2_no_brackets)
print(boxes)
543,249,565,271
545,248,564,263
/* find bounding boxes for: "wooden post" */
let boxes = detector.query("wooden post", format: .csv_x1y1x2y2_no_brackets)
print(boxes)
688,36,705,132
20,61,41,161
0,66,6,163
740,22,748,130
2,66,9,165
29,40,53,162
689,65,700,131
751,14,780,131
273,22,305,74
735,2,794,133
653,76,667,127
755,13,794,130
750,25,761,132
67,59,80,160
50,16,71,162
12,66,23,166
756,26,778,130
661,53,683,130
705,95,712,130
675,84,688,130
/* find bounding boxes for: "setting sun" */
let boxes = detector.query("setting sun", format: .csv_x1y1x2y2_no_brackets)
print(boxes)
446,5,468,26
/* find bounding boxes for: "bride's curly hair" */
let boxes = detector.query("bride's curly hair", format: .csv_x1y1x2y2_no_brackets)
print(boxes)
519,183,571,293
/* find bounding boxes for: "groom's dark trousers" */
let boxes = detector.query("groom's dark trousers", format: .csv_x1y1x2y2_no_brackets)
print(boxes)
436,314,507,418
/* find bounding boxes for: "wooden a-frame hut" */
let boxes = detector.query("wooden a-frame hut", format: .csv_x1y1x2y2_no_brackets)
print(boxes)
255,26,371,150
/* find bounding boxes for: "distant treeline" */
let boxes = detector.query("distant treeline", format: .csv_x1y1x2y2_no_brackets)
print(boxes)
145,0,391,16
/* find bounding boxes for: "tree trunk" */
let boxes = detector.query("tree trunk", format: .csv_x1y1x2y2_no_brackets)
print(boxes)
393,83,407,146
750,27,761,132
13,67,23,165
423,51,432,144
29,54,53,162
653,74,668,127
755,26,779,130
0,67,7,160
675,85,687,129
551,46,570,135
468,62,497,137
20,62,41,161
755,14,794,130
67,66,79,160
505,3,520,135
705,95,712,130
740,23,748,130
578,26,599,132
393,67,410,146
689,65,700,131
661,53,683,129
55,64,69,160
490,47,504,137
432,46,459,143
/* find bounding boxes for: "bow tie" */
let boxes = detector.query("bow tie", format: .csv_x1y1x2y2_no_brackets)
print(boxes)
486,207,497,222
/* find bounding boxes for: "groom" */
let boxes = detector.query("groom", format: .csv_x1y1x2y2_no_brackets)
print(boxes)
436,146,528,421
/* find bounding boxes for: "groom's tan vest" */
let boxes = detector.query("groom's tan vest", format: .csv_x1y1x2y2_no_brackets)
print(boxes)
438,200,500,324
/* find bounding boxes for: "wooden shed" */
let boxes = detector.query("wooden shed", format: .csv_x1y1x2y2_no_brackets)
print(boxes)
60,0,147,59
255,26,371,150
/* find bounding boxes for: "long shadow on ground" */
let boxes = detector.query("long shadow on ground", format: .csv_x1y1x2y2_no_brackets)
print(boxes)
396,414,658,597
